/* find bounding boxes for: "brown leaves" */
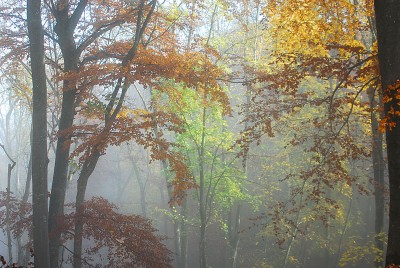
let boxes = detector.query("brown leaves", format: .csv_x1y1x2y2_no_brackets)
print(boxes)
64,197,172,267
0,192,172,267
0,191,32,239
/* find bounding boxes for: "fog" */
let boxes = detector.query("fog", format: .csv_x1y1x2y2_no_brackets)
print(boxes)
0,0,390,268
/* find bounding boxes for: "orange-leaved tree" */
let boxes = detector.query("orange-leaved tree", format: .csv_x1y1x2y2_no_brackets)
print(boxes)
0,0,229,266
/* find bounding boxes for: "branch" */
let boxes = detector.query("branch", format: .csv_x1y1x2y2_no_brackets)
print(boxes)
69,0,88,32
328,55,375,113
77,19,125,55
105,0,157,123
122,0,156,66
60,245,95,268
0,144,16,167
322,75,379,165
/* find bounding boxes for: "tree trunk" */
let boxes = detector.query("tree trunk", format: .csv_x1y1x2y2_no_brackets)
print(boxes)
179,197,188,268
6,164,14,264
73,152,100,268
18,131,32,265
132,161,147,217
282,179,305,268
199,107,207,268
48,3,82,266
335,186,354,267
226,202,241,268
374,1,400,266
27,0,50,266
368,87,385,267
155,125,187,268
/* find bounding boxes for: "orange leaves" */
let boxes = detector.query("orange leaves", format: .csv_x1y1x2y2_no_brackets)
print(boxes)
67,108,195,203
379,117,396,132
379,80,400,132
131,47,228,103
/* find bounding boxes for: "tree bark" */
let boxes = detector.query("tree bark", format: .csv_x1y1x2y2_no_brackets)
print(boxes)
48,2,84,266
73,152,100,268
18,129,32,265
27,0,50,266
6,163,15,264
368,87,385,268
132,160,148,217
71,1,155,265
199,107,207,268
226,202,241,268
374,1,400,266
179,197,188,268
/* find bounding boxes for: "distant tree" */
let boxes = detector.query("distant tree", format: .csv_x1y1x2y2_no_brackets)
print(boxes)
237,0,382,266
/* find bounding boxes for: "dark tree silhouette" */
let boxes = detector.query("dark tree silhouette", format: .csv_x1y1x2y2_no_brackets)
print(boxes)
374,1,400,267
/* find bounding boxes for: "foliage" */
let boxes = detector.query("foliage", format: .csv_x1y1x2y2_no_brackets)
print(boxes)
0,192,170,268
339,233,386,267
0,191,32,240
236,0,378,246
63,197,171,267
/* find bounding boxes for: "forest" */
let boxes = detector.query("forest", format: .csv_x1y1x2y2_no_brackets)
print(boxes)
0,0,399,267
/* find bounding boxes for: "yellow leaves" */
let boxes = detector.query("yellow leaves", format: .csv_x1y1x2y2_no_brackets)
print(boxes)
265,0,368,57
116,108,150,120
339,233,386,267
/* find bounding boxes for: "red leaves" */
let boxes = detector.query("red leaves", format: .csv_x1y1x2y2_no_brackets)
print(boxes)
0,193,172,267
0,191,32,239
63,197,172,267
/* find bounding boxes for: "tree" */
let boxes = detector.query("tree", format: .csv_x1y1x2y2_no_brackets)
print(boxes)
26,0,50,266
64,197,172,268
1,0,229,265
237,0,384,266
374,1,400,267
0,192,171,268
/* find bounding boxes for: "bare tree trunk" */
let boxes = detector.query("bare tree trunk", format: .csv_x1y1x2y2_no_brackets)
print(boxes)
160,158,187,268
27,0,50,265
282,179,305,268
48,2,82,264
153,105,187,268
18,130,32,265
6,163,15,263
226,202,241,268
198,106,208,268
335,186,354,267
73,153,100,268
179,197,188,268
368,87,385,267
132,161,147,217
374,1,400,266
